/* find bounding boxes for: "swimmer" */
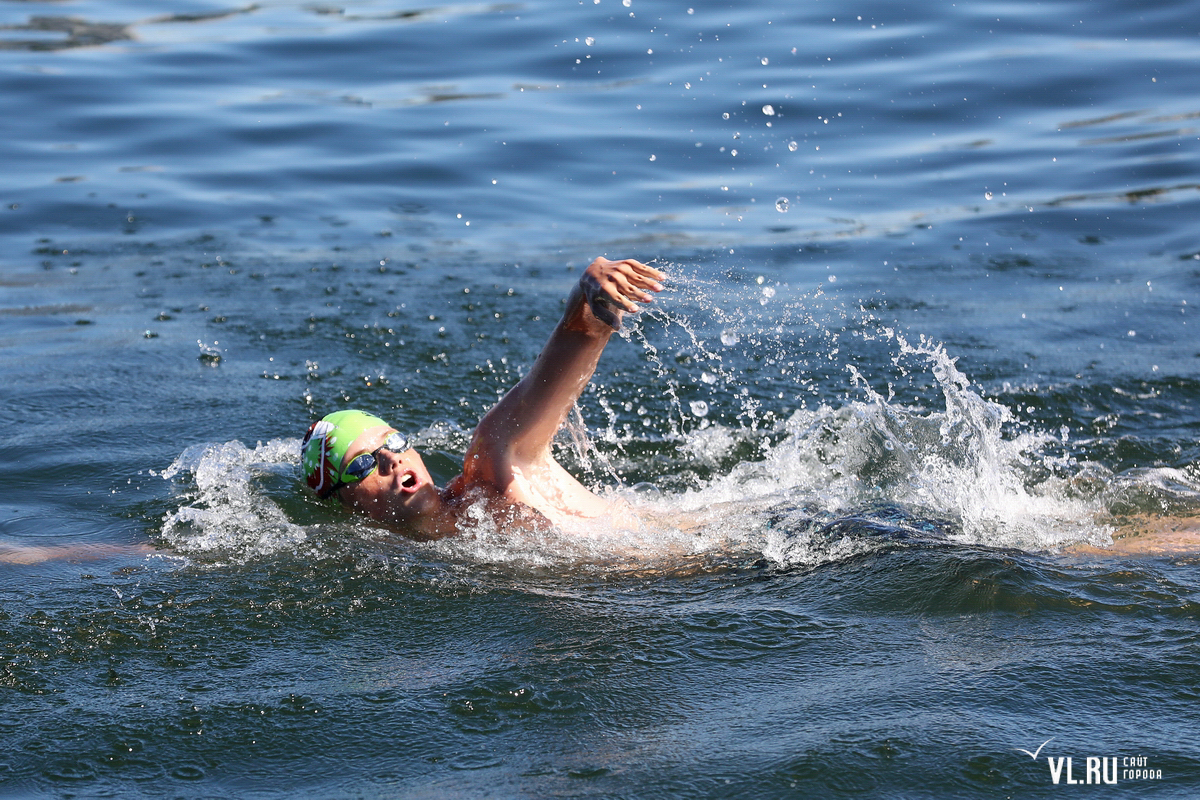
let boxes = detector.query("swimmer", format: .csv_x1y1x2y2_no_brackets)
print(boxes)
7,255,1195,562
301,257,665,540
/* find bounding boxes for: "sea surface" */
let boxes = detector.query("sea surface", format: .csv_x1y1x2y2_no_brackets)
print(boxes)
2,0,1199,796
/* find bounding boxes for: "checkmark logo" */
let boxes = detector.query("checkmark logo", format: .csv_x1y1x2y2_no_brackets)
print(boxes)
1016,738,1053,761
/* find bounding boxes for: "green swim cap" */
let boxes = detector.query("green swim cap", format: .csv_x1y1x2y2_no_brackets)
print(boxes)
302,409,390,498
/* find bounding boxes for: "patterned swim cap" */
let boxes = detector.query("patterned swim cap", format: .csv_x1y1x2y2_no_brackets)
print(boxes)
302,409,390,498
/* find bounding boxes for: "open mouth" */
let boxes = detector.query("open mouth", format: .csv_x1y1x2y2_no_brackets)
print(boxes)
400,472,419,491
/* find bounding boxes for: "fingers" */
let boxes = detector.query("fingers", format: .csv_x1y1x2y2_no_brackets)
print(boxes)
607,258,666,290
591,257,665,279
618,271,660,300
612,273,652,306
582,257,666,328
589,258,665,295
596,275,643,312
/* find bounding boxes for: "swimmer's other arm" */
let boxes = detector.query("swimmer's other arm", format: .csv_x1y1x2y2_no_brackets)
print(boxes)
0,542,156,565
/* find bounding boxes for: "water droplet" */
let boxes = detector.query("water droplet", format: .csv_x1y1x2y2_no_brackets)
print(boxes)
730,149,737,156
720,330,740,346
788,140,798,151
649,154,656,161
827,274,837,283
775,197,789,212
722,112,730,119
689,400,709,417
622,0,631,6
984,191,993,200
197,340,222,365
760,57,769,66
701,371,717,384
762,104,775,115
762,286,776,298
585,36,595,46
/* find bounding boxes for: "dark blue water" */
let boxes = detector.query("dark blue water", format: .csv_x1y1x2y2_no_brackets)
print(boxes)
3,0,1199,796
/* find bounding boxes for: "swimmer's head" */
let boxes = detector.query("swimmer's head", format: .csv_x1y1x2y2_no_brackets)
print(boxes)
302,410,442,534
302,409,391,499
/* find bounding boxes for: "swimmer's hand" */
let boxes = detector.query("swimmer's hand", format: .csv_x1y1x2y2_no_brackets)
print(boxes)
580,257,666,330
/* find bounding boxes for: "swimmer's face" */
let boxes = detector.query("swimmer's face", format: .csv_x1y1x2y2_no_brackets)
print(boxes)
335,425,439,524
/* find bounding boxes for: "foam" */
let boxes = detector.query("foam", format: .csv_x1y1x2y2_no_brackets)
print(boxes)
160,438,310,562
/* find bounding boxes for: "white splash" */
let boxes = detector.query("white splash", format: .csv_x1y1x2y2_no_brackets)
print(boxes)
161,438,310,560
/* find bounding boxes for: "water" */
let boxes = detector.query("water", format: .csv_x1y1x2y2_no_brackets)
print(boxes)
3,0,1200,796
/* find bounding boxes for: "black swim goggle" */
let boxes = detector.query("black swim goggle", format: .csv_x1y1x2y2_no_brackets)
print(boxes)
327,431,411,497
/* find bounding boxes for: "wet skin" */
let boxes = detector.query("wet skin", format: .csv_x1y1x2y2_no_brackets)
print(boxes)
335,425,442,529
335,257,666,540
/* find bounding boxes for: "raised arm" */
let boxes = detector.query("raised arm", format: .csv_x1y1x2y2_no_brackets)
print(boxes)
466,257,664,468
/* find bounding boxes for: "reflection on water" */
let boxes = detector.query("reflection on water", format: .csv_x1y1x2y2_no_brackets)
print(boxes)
1045,183,1200,207
311,3,522,24
0,15,131,50
0,6,260,51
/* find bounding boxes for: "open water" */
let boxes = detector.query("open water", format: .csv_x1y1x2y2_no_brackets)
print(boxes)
2,0,1200,796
